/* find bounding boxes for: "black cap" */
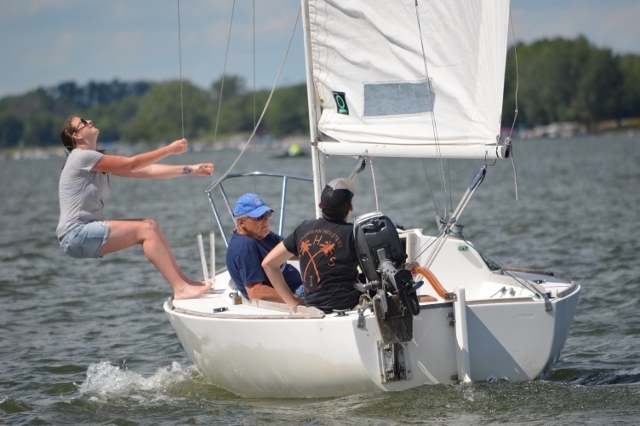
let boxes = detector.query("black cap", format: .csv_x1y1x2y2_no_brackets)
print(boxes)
321,178,356,219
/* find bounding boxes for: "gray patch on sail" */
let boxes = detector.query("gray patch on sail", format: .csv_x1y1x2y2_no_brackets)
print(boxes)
363,82,434,116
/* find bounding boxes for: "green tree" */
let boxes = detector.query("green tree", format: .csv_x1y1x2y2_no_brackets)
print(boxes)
263,84,309,137
620,55,640,119
211,75,246,102
571,48,623,127
23,113,57,146
0,113,24,148
86,95,142,141
503,36,628,128
121,81,214,142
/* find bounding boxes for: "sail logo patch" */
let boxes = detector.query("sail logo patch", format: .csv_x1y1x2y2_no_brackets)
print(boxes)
333,91,349,115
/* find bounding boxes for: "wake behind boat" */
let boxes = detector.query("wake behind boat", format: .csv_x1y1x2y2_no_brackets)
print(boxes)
164,0,580,398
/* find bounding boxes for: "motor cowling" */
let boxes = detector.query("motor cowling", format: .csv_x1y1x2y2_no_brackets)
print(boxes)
354,212,421,316
354,212,406,283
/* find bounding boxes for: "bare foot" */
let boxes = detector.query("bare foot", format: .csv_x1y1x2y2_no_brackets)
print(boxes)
173,280,213,300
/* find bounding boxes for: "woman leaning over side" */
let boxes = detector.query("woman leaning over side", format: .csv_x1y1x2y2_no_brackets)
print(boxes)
56,116,213,300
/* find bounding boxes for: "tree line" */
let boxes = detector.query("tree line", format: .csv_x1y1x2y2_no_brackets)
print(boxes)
0,75,308,148
1,35,639,149
502,36,640,130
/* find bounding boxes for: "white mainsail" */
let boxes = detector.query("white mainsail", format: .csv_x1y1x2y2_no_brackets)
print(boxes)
306,0,511,158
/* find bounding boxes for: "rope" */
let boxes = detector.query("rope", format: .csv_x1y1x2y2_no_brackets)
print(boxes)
215,5,302,182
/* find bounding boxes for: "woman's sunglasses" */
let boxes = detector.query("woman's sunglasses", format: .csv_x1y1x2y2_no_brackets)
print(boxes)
74,118,88,133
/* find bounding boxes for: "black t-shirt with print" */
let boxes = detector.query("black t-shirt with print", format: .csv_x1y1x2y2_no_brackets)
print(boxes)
283,217,360,312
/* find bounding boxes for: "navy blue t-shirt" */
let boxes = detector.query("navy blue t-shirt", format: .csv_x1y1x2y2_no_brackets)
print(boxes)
226,231,303,299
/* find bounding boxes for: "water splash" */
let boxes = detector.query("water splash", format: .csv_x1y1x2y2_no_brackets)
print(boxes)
79,360,196,399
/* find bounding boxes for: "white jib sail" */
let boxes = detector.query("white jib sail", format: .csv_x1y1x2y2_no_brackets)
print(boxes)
306,0,511,159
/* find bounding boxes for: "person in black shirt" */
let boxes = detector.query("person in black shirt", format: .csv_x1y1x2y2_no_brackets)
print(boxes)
262,178,361,312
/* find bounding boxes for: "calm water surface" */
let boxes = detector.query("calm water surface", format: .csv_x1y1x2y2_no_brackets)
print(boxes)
1,136,639,425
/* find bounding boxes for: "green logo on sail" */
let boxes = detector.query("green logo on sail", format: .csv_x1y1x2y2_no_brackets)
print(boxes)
333,91,349,115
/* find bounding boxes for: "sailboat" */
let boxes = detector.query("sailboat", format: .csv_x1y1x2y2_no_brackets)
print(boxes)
164,0,580,398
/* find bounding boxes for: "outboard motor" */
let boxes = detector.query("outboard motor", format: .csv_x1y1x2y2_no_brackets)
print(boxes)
354,212,422,317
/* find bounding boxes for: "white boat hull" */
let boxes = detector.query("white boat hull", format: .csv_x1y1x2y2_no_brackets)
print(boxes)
164,242,580,398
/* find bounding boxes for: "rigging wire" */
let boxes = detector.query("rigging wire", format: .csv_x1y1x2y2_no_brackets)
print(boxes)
207,0,236,233
176,0,201,231
177,0,185,140
212,1,236,150
458,235,541,297
369,158,379,212
252,0,257,191
413,0,451,223
506,6,520,200
253,0,257,131
215,6,302,182
421,159,439,215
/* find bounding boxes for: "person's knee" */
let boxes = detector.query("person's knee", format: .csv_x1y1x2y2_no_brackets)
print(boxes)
141,218,162,236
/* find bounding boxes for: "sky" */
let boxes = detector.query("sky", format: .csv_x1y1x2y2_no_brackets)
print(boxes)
1,0,639,99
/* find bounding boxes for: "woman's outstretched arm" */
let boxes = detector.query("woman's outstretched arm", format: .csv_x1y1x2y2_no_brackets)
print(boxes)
113,163,213,179
92,139,188,174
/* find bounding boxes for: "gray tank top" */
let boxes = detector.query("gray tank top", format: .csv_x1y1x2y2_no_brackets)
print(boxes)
56,149,110,238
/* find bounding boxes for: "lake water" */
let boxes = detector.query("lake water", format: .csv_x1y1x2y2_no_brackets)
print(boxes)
1,136,639,425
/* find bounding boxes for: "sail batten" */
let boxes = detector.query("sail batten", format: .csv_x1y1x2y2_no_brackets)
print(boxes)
307,0,510,159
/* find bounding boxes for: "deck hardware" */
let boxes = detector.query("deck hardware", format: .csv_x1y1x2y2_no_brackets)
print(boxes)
335,309,348,316
377,341,411,383
458,245,468,251
357,310,365,329
447,312,455,327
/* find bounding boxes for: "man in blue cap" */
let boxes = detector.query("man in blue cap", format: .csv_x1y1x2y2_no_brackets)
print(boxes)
225,193,304,302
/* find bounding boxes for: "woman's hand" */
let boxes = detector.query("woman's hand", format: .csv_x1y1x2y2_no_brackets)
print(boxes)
189,163,214,176
168,138,188,155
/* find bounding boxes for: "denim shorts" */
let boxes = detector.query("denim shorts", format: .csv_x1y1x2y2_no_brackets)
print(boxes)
294,284,305,297
59,221,109,259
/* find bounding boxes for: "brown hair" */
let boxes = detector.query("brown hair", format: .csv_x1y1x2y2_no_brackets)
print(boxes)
59,116,77,152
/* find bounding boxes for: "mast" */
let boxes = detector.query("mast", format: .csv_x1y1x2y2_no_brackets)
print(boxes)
301,0,324,218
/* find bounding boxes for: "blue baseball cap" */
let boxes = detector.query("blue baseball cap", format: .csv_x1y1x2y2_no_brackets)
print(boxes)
233,193,273,218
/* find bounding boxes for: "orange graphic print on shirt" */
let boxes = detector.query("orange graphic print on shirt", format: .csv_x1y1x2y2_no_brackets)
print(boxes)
298,228,344,292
